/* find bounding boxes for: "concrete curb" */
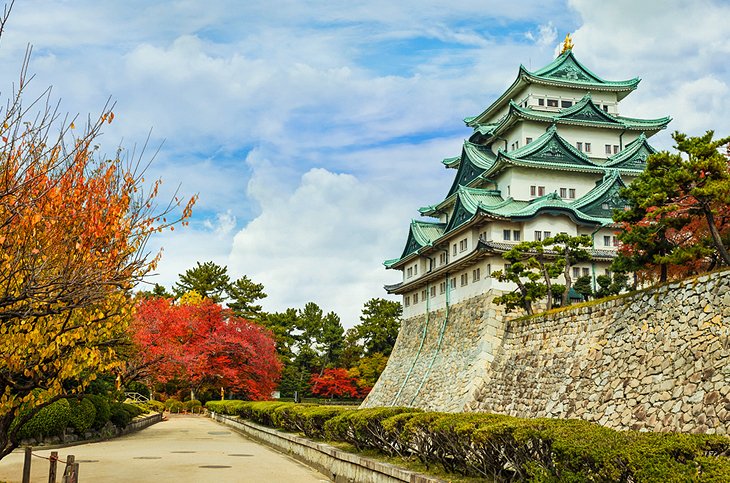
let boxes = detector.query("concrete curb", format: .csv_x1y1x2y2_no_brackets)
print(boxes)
209,413,445,483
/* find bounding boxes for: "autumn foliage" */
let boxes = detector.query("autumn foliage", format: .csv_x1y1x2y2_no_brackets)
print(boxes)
310,368,359,399
131,297,281,400
0,43,195,458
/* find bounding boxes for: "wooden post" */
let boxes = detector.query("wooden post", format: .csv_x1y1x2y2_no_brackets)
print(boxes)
61,454,75,483
22,446,32,483
48,451,58,483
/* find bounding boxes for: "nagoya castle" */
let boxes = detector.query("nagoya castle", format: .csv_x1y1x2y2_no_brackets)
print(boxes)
362,36,672,413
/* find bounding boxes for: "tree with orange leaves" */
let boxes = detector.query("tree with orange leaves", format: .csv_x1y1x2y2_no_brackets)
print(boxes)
0,9,195,459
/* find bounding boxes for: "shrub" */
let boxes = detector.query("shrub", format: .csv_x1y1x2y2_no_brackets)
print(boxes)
185,399,203,413
324,407,422,452
143,400,165,413
205,400,249,415
109,403,132,428
68,398,97,434
86,394,111,430
165,398,184,413
18,399,72,440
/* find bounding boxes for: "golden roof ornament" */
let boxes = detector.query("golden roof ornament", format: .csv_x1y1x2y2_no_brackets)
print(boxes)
561,33,574,53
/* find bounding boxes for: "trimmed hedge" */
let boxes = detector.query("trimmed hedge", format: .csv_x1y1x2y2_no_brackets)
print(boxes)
17,399,72,440
68,398,97,434
206,400,730,482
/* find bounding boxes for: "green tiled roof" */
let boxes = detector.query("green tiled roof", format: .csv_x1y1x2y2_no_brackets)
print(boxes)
466,50,641,127
604,133,657,171
441,155,461,168
446,142,497,197
390,220,446,265
468,95,670,144
530,50,640,89
573,170,628,219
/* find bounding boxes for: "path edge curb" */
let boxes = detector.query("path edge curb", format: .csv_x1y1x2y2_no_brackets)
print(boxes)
209,412,445,483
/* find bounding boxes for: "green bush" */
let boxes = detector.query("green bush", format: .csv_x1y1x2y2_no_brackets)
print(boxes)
165,398,184,413
185,399,203,413
143,400,165,412
205,400,250,415
68,398,97,434
86,394,111,430
324,407,423,452
109,402,132,428
18,399,72,440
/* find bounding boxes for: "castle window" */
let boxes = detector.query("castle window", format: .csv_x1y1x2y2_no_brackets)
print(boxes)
582,267,590,277
538,98,545,106
547,99,558,107
473,268,481,282
572,267,580,278
413,293,419,303
605,144,612,155
560,187,567,198
422,289,427,300
569,188,576,199
576,141,583,151
613,236,619,246
487,263,492,275
604,235,611,246
535,231,542,241
530,185,536,196
407,267,413,278
460,273,468,286
602,105,609,112
543,231,551,239
405,296,410,307
450,277,456,289
613,145,619,154
414,264,418,275
561,100,572,108
526,137,533,144
439,252,447,265
585,143,591,153
452,244,457,256
430,286,436,298
439,282,446,294
513,230,521,241
459,238,468,252
503,229,511,241
515,141,519,149
538,186,545,196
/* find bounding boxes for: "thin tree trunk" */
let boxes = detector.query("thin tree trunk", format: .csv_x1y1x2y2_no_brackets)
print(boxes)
563,255,572,306
704,206,730,266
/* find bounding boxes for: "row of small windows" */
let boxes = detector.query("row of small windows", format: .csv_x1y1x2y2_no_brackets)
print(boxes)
604,235,618,247
576,142,591,153
403,268,485,307
536,97,610,112
605,144,620,155
531,185,576,199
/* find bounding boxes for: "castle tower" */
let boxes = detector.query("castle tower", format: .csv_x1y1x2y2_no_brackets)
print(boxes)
363,43,670,411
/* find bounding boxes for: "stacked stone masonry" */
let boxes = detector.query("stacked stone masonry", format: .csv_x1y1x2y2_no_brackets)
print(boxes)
364,270,730,434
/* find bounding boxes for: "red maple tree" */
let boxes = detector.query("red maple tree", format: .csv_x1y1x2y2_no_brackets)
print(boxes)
131,297,281,400
310,368,359,399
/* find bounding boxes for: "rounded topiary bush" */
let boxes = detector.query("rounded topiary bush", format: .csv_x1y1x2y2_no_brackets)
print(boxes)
144,400,165,412
109,402,132,428
18,399,72,440
68,397,97,434
165,398,184,413
185,399,202,413
86,394,111,430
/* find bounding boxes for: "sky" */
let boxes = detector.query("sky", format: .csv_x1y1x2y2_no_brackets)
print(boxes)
1,0,728,327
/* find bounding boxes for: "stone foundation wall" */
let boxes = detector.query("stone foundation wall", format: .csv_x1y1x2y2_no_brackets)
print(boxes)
362,292,511,412
365,270,730,434
471,270,730,433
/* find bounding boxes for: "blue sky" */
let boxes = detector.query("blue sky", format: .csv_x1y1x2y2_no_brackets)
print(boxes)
2,0,729,326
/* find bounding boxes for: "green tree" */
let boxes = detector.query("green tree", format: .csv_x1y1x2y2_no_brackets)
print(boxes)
319,312,345,369
356,298,402,357
615,131,730,280
545,233,592,305
173,261,231,302
492,251,546,315
259,309,299,362
227,275,267,320
573,275,593,300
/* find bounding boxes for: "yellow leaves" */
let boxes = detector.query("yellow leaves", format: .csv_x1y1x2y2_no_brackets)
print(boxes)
69,122,75,129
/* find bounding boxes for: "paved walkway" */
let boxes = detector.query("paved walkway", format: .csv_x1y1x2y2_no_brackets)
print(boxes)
0,414,329,482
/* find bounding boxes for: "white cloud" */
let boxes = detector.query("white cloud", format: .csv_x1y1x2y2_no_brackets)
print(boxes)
228,160,407,326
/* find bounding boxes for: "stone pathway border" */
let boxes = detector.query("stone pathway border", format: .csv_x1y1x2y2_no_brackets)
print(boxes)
209,412,445,483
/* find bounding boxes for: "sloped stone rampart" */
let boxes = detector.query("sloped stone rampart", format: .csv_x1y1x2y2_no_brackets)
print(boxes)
365,270,730,434
361,293,512,411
